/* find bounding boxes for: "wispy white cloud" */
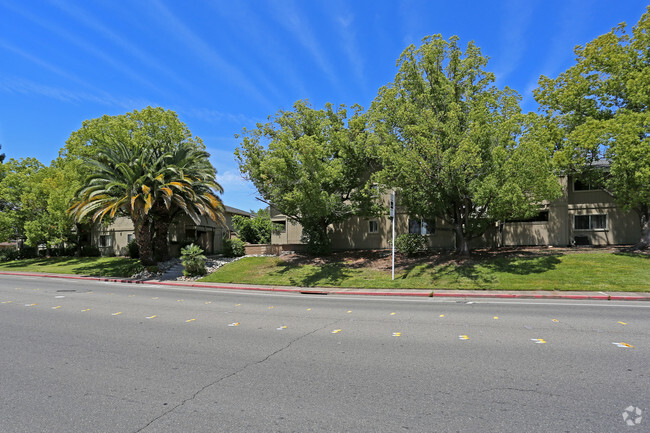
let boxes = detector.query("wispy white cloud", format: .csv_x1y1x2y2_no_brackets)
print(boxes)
1,1,163,95
0,75,154,110
206,2,309,101
494,0,537,83
148,0,274,110
269,1,342,92
181,107,261,127
47,0,193,96
336,11,365,91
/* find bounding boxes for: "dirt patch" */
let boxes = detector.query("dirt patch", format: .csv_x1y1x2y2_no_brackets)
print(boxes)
279,246,644,272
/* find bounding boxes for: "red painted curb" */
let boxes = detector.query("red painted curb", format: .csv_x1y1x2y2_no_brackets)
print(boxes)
1,271,648,301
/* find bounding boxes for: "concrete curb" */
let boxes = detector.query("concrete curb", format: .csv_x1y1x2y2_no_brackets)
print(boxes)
1,271,649,301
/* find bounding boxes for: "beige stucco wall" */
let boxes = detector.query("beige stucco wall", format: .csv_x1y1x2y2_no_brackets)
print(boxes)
93,211,239,257
268,175,641,251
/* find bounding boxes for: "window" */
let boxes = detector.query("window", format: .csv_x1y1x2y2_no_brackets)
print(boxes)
506,211,549,223
127,234,134,243
408,219,433,235
274,221,286,233
574,179,602,191
574,214,607,230
368,220,378,233
99,235,112,247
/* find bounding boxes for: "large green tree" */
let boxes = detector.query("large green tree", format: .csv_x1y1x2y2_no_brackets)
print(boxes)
235,100,379,254
0,155,84,251
370,35,561,255
535,7,650,249
0,157,45,243
67,107,224,264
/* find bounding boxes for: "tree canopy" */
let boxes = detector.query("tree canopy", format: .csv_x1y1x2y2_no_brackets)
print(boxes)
236,100,379,254
535,7,650,248
370,35,561,255
68,107,224,264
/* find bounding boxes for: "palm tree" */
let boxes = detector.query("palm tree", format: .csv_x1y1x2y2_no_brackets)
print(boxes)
147,141,225,260
69,139,224,266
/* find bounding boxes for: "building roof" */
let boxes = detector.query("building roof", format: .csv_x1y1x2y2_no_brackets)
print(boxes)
224,205,252,217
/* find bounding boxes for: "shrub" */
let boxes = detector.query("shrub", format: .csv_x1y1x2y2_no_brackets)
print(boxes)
181,243,207,277
0,249,19,262
126,239,139,259
232,212,276,244
394,233,428,256
80,245,101,257
223,238,246,257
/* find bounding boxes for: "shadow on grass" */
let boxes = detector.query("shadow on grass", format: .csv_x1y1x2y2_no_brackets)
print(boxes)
0,257,141,278
270,261,349,287
400,254,563,289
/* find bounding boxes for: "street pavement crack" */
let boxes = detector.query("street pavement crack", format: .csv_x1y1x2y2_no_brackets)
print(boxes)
477,387,561,397
133,319,340,433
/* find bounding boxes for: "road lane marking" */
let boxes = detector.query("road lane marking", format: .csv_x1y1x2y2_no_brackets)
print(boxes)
228,322,240,327
439,314,445,318
552,319,559,322
493,316,499,320
177,299,184,302
268,306,274,309
276,325,287,330
1,301,12,304
52,306,62,309
235,304,241,306
146,315,157,319
531,338,547,344
392,332,402,337
128,295,135,298
25,303,37,307
459,335,469,340
612,342,634,348
185,319,196,323
112,312,122,316
204,301,212,304
617,321,628,325
331,329,342,334
54,296,65,299
390,312,396,316
81,308,91,312
152,297,159,300
347,310,352,313
306,308,312,311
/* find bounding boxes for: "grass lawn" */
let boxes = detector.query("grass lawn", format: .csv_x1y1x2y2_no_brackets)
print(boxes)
0,256,142,278
199,252,650,292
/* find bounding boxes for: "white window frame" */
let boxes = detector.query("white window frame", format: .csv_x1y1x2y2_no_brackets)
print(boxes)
408,219,433,235
368,220,379,234
99,235,113,247
574,214,607,231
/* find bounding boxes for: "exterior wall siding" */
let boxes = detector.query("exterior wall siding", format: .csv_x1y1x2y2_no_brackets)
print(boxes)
269,174,641,252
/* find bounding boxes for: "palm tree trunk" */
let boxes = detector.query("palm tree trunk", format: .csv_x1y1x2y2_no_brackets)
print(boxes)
134,218,155,266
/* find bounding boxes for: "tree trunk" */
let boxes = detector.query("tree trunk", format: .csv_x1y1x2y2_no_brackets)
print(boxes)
152,216,171,262
635,207,650,250
134,218,155,266
455,225,470,256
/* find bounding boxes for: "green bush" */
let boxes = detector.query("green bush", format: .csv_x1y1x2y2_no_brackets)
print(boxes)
126,239,139,259
0,249,19,262
232,211,277,244
223,238,246,257
394,233,428,256
181,243,207,277
80,245,101,257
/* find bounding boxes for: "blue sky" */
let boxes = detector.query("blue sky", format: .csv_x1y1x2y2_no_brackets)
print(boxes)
1,1,647,212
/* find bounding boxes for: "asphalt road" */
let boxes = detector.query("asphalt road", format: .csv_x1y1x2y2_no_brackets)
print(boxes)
0,275,648,433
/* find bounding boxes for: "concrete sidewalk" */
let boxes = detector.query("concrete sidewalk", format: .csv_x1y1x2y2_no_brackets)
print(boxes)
2,270,649,301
